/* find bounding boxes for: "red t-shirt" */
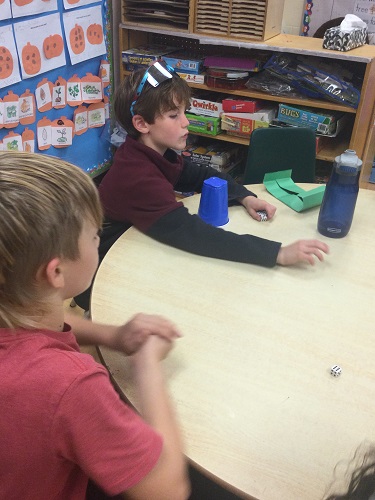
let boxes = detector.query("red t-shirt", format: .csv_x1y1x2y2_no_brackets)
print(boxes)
0,325,162,500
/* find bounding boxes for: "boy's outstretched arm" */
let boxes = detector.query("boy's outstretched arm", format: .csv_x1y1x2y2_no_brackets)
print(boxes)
65,311,181,355
122,335,190,500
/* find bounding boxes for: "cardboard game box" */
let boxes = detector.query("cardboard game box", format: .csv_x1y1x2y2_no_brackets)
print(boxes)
122,45,178,68
186,114,221,136
163,52,204,74
277,104,341,135
221,107,277,137
222,98,264,113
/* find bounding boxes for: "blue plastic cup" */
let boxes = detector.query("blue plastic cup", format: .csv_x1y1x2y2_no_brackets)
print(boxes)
198,177,229,227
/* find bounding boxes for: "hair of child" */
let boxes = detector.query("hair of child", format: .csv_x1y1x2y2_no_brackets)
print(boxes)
0,151,102,329
324,443,375,500
114,64,192,139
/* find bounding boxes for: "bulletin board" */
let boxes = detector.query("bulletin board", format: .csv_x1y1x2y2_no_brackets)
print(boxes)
302,0,375,44
0,0,113,177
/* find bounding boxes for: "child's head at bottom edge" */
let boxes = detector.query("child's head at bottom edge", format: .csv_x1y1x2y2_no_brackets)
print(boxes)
0,151,103,329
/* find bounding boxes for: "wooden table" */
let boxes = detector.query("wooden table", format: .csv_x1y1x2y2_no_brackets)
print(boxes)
91,185,375,500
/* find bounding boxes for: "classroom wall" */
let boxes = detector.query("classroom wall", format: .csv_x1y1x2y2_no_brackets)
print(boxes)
282,0,305,35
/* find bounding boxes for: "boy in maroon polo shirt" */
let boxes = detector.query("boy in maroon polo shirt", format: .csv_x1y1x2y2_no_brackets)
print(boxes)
74,61,329,311
0,152,189,500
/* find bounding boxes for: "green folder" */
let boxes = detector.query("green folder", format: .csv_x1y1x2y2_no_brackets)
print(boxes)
263,170,325,212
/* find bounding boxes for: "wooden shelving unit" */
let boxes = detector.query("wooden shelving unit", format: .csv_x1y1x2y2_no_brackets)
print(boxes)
119,25,375,190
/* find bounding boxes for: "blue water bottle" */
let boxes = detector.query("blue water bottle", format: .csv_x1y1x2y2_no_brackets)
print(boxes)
317,149,362,238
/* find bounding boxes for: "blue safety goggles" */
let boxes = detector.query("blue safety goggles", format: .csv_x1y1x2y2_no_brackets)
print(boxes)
130,61,177,116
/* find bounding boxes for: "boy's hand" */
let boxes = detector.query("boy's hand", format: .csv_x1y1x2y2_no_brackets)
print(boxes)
240,195,277,221
131,334,174,365
276,239,330,266
111,313,181,355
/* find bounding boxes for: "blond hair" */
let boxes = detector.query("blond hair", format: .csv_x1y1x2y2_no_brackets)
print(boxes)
0,152,103,328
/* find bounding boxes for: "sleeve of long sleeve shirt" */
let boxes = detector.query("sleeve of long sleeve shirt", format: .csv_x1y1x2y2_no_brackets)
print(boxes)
146,205,281,268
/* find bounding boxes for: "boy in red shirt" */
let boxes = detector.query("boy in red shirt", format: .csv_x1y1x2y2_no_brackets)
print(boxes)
0,152,190,500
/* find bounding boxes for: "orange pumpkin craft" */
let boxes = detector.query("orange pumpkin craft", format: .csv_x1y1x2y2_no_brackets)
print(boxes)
22,42,41,76
43,34,64,59
70,24,85,55
67,0,80,3
0,46,13,80
87,23,103,45
14,0,33,5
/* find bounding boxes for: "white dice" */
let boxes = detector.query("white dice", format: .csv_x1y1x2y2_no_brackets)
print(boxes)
257,210,268,222
330,365,342,377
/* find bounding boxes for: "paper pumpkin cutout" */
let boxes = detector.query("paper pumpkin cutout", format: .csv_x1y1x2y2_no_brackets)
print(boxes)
67,0,80,3
0,46,13,80
74,105,88,135
88,102,105,128
36,78,53,112
22,127,35,153
104,95,110,120
37,116,52,151
22,42,41,76
19,89,36,125
3,91,19,129
3,131,22,151
70,24,85,55
100,59,110,88
81,73,102,103
87,23,103,45
51,116,74,148
67,74,83,106
52,76,67,109
43,34,64,60
14,0,33,5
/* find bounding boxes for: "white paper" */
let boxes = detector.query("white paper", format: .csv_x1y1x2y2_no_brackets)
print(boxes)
353,1,375,34
23,139,35,153
3,98,19,126
63,5,106,65
52,83,67,108
11,0,58,19
88,105,105,127
63,0,99,10
74,108,88,133
37,123,51,149
19,94,35,122
35,81,52,111
51,125,73,147
0,0,12,21
14,13,66,79
0,24,21,90
3,133,22,151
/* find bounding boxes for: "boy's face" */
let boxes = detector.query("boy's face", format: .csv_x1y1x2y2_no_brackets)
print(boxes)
143,100,190,155
61,219,100,299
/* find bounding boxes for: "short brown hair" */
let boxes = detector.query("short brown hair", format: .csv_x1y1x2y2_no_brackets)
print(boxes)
0,152,103,328
114,65,192,139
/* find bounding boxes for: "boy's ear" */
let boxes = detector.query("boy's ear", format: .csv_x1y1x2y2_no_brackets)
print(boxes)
38,257,65,289
132,114,150,134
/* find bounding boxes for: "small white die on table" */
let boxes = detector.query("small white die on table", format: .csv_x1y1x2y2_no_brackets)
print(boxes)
330,365,342,377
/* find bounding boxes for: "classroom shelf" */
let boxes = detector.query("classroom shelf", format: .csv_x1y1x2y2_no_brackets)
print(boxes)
119,25,375,189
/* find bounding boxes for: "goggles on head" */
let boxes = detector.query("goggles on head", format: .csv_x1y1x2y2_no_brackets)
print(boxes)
130,61,177,116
